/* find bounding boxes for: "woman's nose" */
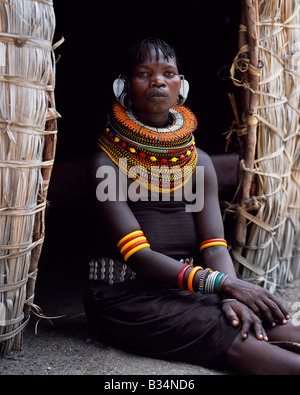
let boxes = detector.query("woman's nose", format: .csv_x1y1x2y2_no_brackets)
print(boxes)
150,74,166,87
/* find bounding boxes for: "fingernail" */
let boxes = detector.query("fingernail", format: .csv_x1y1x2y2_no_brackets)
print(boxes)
286,315,290,319
264,336,268,342
258,333,263,339
282,319,287,324
242,333,247,339
232,320,238,326
272,322,276,327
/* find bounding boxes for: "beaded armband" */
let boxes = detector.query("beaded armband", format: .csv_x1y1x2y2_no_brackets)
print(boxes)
117,230,150,262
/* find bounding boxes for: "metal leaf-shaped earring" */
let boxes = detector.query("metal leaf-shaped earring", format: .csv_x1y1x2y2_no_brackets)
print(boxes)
113,75,125,100
113,75,132,109
176,75,189,106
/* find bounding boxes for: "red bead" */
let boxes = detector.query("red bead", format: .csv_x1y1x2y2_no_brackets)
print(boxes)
121,142,127,147
161,158,168,164
190,146,195,151
139,152,146,158
180,154,185,160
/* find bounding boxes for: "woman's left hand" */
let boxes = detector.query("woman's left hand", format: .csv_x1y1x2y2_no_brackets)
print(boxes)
220,276,289,327
221,298,269,341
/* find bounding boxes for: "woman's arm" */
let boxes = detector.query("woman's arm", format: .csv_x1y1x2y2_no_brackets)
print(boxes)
193,149,289,325
193,149,237,276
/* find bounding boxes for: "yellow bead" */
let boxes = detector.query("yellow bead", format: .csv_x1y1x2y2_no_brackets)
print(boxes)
129,148,136,153
171,157,178,162
186,150,191,156
150,156,157,162
114,137,120,143
106,128,110,133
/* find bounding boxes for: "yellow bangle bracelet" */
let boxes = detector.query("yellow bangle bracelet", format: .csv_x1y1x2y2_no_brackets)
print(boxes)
117,230,143,248
200,241,227,252
120,236,147,254
187,266,203,293
124,243,150,261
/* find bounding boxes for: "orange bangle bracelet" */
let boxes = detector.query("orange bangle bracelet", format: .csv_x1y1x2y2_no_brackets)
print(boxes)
120,236,147,254
200,238,226,247
199,238,227,252
187,266,203,293
122,239,149,258
124,242,150,261
117,230,144,248
200,241,227,252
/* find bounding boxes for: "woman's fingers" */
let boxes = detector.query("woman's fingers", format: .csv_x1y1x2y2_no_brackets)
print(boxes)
238,309,267,341
265,296,289,323
221,277,290,325
222,301,240,327
222,300,268,342
251,314,268,342
255,296,289,327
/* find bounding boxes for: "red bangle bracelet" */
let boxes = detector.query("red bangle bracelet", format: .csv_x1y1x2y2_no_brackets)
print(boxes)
118,232,144,250
121,240,149,258
178,264,193,290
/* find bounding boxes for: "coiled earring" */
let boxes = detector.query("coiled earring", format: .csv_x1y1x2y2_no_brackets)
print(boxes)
119,92,132,110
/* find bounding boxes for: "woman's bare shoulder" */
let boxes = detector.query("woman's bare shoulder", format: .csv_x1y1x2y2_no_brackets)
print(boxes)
196,148,217,175
89,150,116,174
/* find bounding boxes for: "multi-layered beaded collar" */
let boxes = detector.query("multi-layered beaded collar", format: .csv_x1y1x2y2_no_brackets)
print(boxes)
98,101,198,193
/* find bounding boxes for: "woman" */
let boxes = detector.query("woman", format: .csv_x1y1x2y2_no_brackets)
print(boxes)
84,37,300,374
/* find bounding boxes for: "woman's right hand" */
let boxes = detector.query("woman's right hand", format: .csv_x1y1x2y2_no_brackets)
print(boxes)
220,276,289,327
221,299,269,342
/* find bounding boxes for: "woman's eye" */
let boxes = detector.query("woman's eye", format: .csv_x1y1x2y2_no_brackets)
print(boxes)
138,72,149,78
165,71,175,77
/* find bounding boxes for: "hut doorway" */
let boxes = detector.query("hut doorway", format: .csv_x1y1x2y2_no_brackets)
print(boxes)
38,1,241,283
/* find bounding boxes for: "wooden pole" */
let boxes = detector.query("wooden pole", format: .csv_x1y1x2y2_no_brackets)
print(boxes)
23,70,58,325
233,0,260,270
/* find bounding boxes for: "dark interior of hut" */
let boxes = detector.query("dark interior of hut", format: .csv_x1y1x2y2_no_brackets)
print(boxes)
35,1,242,294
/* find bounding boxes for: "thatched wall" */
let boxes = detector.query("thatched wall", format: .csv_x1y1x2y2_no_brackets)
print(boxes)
230,0,300,292
0,0,59,356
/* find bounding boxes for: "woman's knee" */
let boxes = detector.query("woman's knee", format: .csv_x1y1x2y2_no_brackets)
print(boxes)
226,332,273,374
266,320,300,342
226,330,300,375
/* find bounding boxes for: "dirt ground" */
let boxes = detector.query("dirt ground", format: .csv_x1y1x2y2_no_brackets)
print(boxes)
0,274,300,376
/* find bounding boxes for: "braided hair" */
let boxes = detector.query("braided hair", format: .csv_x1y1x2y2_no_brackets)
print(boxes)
122,37,179,76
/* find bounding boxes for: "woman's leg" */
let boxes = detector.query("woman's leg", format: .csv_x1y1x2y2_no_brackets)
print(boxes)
226,331,300,375
266,320,300,343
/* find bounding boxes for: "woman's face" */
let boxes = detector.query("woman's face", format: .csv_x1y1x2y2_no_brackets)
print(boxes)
126,45,181,126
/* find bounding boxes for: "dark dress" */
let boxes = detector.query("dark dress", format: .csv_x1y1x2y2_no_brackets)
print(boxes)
83,199,241,370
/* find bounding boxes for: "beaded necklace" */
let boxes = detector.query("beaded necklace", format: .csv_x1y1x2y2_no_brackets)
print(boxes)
99,101,198,193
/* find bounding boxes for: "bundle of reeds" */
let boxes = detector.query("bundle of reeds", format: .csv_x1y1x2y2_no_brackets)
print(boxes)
229,0,300,292
0,0,59,356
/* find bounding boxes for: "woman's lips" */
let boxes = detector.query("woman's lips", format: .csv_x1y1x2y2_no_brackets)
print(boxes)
148,88,168,98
